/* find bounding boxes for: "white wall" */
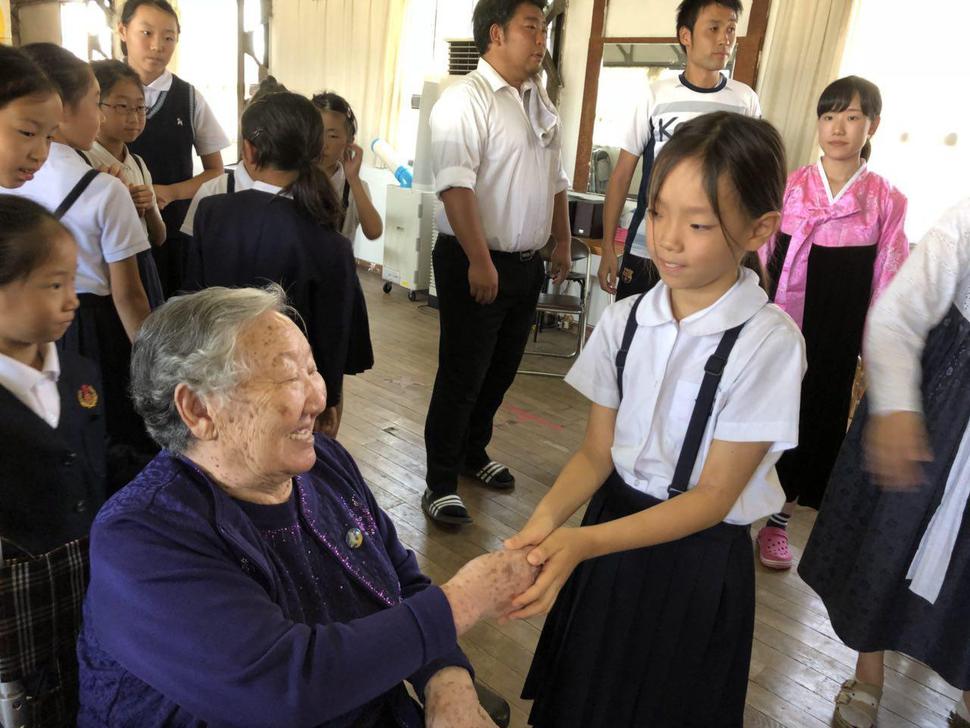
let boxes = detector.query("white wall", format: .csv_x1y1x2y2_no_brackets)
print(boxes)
604,0,751,37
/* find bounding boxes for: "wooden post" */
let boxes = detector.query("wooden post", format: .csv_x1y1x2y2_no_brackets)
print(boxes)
572,0,608,193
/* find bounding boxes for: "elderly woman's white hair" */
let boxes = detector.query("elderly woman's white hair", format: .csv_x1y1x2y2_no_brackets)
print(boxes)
131,284,298,453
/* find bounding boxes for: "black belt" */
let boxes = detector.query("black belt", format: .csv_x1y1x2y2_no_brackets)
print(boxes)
438,234,539,262
490,248,538,262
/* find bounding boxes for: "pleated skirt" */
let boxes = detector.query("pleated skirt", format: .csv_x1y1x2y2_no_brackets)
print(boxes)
799,305,970,688
523,471,754,727
345,277,375,375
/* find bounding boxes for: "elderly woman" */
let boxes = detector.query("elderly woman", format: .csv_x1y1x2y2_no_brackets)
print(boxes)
76,286,535,728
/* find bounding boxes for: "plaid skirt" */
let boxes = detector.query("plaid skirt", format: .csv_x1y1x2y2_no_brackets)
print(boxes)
0,539,89,728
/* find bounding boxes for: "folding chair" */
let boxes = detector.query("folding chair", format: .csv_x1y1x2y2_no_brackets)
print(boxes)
518,237,592,377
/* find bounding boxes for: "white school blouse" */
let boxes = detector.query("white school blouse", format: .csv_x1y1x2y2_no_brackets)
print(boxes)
328,162,372,243
85,141,160,238
430,58,570,252
180,164,255,236
0,343,60,428
3,142,150,297
566,268,806,525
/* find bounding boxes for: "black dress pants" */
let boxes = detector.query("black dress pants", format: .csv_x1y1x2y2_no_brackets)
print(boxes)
424,234,544,495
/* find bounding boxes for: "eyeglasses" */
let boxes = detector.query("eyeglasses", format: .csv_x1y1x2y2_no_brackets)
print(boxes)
99,102,148,117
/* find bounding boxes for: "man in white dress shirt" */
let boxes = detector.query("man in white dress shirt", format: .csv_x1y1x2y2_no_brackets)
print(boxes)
423,0,573,524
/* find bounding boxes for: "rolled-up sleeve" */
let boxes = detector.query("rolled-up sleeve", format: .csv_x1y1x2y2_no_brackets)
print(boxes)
430,84,488,196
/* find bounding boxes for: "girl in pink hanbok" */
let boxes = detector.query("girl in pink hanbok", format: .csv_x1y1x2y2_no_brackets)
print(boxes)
755,76,909,569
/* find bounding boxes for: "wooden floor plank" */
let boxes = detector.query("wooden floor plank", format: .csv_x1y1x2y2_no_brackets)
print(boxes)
340,272,963,727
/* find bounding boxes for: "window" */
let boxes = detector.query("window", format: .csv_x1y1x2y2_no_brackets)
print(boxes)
59,0,112,62
839,0,970,240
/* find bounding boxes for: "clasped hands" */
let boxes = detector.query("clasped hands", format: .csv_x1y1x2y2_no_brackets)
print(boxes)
441,513,585,631
428,518,585,727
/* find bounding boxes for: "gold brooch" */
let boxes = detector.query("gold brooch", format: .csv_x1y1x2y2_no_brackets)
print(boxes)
77,384,98,409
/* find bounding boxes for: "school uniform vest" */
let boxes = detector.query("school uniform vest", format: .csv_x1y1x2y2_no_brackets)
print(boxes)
129,74,194,235
0,352,106,557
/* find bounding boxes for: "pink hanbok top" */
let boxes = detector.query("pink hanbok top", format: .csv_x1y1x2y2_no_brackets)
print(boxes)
760,160,909,328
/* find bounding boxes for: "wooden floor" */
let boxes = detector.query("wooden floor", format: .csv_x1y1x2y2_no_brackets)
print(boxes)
341,271,962,728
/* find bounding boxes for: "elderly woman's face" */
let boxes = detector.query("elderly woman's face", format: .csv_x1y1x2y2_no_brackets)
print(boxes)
210,312,326,486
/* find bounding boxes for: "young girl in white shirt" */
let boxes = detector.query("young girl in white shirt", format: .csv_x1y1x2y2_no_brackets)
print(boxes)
0,195,106,725
310,91,380,420
507,112,806,727
800,198,970,728
118,0,230,296
85,59,165,307
10,43,154,487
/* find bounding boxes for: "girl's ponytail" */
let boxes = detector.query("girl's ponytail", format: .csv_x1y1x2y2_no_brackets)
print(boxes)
289,162,341,230
241,91,342,229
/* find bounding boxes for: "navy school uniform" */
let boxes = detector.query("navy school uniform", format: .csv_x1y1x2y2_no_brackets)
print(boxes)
0,350,106,558
4,142,157,491
184,185,357,409
0,348,106,728
524,269,805,727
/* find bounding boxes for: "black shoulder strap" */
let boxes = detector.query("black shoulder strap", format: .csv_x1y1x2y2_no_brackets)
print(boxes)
342,180,351,209
615,293,647,403
133,152,148,181
226,169,235,194
75,148,92,166
54,169,100,220
667,323,745,497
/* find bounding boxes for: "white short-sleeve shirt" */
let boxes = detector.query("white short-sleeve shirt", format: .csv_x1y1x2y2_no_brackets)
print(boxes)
0,343,60,428
180,164,255,236
3,142,150,296
430,58,570,252
622,74,761,259
566,268,806,525
84,141,160,238
143,71,230,157
328,162,372,242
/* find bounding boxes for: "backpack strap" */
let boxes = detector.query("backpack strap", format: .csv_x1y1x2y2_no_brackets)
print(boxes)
667,323,745,498
614,293,646,404
54,169,100,220
226,169,235,194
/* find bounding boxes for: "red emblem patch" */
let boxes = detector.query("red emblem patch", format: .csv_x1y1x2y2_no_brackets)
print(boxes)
77,384,98,409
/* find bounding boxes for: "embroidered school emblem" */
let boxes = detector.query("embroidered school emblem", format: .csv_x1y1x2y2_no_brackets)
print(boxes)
176,117,184,126
77,384,98,409
622,267,634,284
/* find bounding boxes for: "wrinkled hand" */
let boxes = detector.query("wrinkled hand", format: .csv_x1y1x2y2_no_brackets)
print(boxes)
424,667,498,728
864,411,933,490
548,240,573,286
97,163,126,180
129,184,155,217
343,143,364,183
597,244,619,294
468,258,499,305
313,406,339,438
441,549,538,635
153,183,175,211
505,527,589,620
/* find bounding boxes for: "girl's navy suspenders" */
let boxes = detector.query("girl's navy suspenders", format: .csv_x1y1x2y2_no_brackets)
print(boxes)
615,292,744,497
54,168,100,220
